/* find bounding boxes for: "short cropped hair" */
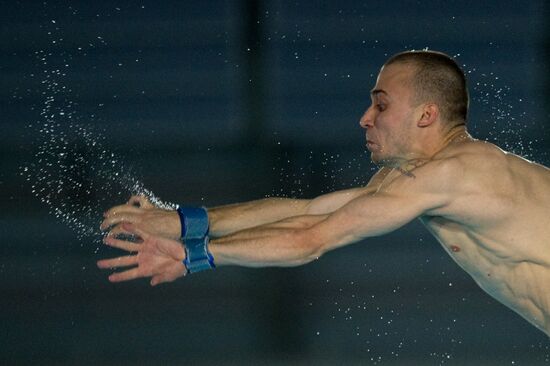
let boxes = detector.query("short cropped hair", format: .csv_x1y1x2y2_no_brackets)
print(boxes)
385,50,469,125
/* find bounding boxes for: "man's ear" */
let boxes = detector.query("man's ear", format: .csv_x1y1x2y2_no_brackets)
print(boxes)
417,103,439,128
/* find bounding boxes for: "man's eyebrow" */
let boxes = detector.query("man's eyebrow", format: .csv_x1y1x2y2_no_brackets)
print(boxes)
370,89,388,96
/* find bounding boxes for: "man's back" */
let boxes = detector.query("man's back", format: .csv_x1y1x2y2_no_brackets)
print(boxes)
416,139,550,334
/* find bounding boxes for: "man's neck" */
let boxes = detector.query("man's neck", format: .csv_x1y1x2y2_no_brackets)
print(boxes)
434,125,471,153
381,125,470,170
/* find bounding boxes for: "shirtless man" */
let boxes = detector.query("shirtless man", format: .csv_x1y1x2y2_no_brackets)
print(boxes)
98,50,550,336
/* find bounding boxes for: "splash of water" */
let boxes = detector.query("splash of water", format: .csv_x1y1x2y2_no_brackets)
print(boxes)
466,64,542,162
21,46,174,246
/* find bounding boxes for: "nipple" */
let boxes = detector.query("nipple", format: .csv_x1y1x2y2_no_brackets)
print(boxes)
450,245,461,253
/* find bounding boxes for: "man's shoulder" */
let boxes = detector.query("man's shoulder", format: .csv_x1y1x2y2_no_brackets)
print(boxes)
382,140,511,195
429,139,513,177
427,139,519,196
435,139,506,163
397,141,503,189
382,156,462,195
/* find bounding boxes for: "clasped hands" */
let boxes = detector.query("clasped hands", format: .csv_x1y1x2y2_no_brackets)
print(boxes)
97,195,187,286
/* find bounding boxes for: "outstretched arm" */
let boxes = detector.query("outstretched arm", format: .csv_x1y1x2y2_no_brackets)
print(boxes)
209,187,446,267
100,168,390,239
98,162,453,284
208,185,376,237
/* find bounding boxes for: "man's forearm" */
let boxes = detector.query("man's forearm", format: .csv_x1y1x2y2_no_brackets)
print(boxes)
207,187,373,238
208,214,328,267
208,197,310,237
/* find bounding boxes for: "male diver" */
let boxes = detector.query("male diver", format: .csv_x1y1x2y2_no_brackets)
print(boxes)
98,50,550,335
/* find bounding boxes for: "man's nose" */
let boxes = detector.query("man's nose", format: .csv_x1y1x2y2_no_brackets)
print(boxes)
359,107,375,129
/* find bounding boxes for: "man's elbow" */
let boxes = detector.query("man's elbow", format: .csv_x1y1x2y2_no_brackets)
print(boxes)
290,228,327,266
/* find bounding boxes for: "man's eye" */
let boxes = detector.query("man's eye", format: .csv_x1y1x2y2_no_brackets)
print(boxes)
376,104,386,111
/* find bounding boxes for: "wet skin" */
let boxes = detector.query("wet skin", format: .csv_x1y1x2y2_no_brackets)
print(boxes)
99,62,550,335
359,63,550,334
376,139,550,335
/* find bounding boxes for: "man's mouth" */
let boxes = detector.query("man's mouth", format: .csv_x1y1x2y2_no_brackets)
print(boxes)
366,140,378,150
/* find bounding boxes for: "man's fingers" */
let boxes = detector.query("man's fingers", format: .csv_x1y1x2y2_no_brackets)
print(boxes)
103,235,140,252
97,255,138,269
108,267,143,282
100,213,137,231
121,222,150,241
106,225,141,242
128,195,153,209
151,274,163,286
103,204,141,218
151,274,169,286
107,224,131,237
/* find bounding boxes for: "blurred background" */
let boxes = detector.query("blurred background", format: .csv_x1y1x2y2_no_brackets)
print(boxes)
1,0,549,365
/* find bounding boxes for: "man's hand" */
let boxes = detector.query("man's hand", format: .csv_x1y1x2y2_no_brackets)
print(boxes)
100,195,181,240
97,222,187,286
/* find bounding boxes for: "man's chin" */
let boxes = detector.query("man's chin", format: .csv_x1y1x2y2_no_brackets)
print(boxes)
370,152,384,165
370,153,397,168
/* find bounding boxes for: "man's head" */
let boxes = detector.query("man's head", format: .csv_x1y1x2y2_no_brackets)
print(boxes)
360,50,469,166
385,50,469,124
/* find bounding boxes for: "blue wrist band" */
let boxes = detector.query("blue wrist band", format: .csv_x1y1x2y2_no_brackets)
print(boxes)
176,206,210,239
184,236,216,273
176,206,215,274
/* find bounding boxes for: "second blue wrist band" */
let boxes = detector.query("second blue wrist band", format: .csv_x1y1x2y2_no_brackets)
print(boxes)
176,206,215,274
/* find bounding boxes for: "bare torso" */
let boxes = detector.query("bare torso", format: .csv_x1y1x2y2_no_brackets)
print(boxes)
376,139,550,335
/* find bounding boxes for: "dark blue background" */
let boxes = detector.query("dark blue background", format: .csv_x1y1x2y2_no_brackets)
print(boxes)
1,1,549,364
